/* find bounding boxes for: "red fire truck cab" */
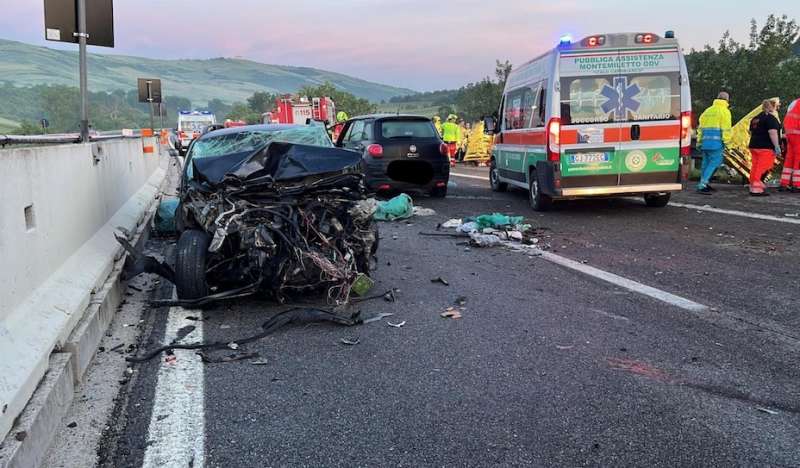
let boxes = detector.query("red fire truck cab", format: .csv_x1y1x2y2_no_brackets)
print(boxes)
263,96,336,125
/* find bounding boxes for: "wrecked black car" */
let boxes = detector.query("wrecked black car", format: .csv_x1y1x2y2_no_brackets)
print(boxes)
123,124,379,304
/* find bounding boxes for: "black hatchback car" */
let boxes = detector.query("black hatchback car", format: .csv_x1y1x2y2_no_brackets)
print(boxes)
335,115,450,197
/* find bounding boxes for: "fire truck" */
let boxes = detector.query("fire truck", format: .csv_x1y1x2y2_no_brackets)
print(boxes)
262,95,336,125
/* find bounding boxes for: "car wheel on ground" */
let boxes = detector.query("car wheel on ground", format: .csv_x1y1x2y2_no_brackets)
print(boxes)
529,170,553,211
489,159,508,192
644,193,671,208
175,229,210,300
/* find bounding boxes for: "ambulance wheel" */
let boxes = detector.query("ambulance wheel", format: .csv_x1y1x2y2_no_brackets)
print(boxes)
644,193,671,208
175,229,210,300
490,160,507,192
529,171,553,212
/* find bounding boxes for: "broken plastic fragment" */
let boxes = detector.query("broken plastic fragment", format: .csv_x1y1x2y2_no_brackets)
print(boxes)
387,321,406,328
441,307,462,319
227,342,239,350
431,277,449,286
340,337,360,346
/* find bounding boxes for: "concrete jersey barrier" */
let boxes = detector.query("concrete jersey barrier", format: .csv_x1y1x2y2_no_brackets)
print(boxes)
0,138,167,442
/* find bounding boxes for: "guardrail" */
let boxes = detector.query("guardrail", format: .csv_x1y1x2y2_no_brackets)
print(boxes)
0,129,151,147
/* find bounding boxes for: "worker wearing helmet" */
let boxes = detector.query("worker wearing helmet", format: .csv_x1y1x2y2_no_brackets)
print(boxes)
696,92,733,194
781,98,800,192
433,115,443,137
441,114,461,167
331,111,349,143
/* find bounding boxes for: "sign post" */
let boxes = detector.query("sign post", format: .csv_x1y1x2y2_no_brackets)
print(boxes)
76,0,89,141
137,78,163,132
44,0,114,142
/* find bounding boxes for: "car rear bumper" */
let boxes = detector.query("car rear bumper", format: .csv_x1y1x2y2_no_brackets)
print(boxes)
364,158,449,192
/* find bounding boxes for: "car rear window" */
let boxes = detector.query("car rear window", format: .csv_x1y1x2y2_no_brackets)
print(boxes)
380,120,437,139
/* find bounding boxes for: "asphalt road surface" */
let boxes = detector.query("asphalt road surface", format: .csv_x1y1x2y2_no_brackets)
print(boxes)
87,167,800,467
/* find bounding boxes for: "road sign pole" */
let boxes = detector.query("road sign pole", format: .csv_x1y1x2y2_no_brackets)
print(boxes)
76,0,89,142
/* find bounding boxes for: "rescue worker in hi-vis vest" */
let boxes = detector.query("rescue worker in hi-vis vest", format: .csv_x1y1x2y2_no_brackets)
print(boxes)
332,111,348,143
441,114,461,167
780,98,800,192
433,115,443,137
696,92,733,195
747,99,782,196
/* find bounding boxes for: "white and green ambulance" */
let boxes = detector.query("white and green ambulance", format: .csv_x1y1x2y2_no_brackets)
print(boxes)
484,32,692,210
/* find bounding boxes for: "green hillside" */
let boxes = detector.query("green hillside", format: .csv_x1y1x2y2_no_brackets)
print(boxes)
0,38,414,104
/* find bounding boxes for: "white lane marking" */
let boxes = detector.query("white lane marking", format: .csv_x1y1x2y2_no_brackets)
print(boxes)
537,249,708,312
669,202,800,225
451,172,489,181
142,307,205,468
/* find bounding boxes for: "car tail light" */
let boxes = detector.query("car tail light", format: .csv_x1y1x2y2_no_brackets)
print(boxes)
635,33,657,44
439,143,449,156
377,184,391,191
435,181,446,187
582,35,606,47
680,111,692,156
367,144,383,158
547,117,561,162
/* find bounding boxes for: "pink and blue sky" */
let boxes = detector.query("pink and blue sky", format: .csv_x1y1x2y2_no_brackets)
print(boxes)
1,0,797,90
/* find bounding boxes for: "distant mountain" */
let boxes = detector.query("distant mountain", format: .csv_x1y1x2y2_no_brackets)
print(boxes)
0,38,415,104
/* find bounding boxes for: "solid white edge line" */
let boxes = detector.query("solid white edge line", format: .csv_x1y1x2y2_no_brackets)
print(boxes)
669,202,800,225
142,307,205,468
450,172,489,181
537,249,709,312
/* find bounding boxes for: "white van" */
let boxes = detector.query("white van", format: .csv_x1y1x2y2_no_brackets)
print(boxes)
177,111,216,155
485,32,692,210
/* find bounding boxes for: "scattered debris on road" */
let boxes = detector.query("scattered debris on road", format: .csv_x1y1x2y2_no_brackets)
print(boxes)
441,307,463,319
387,320,406,328
127,307,391,363
431,276,450,286
428,213,548,251
756,407,779,415
375,194,414,221
340,337,360,346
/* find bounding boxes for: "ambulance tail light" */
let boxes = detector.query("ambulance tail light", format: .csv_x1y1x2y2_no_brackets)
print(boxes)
367,144,384,158
581,35,606,47
680,111,692,156
547,118,561,162
635,33,658,44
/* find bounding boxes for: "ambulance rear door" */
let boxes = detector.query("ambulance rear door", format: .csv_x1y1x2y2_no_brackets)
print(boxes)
558,46,624,192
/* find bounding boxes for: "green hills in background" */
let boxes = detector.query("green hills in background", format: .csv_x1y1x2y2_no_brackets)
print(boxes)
0,38,413,105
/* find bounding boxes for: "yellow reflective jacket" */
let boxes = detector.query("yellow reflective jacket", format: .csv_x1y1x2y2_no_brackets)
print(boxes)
441,122,461,143
697,99,732,150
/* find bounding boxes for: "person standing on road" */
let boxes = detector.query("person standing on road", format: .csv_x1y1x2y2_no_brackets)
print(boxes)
748,99,783,197
433,115,443,137
780,98,800,192
331,111,348,143
441,114,461,167
696,92,733,194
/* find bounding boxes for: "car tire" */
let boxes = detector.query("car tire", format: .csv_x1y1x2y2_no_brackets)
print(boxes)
175,229,210,300
490,159,508,192
644,193,671,208
529,170,553,212
430,185,448,198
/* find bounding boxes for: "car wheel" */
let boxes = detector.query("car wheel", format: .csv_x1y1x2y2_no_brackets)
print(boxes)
175,229,210,300
490,159,507,192
529,170,553,212
644,192,671,208
430,185,448,198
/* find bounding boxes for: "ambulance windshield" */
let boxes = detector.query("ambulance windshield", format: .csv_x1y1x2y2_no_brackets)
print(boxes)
560,73,680,125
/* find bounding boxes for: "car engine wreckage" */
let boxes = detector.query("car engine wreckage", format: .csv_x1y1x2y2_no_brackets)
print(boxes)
117,141,379,306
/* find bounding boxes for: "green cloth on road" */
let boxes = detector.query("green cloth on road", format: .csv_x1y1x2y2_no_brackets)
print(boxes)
471,213,524,229
374,194,414,221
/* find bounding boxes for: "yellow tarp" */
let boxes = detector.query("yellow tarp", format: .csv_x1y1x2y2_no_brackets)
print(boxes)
463,122,493,163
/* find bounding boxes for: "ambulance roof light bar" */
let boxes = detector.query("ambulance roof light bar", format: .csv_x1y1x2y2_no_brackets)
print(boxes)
635,33,660,44
559,34,572,45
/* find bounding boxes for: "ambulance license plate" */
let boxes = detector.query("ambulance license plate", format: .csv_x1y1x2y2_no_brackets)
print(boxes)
570,152,609,164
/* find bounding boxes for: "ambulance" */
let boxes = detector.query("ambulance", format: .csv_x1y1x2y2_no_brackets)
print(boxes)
484,32,692,210
177,111,216,155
